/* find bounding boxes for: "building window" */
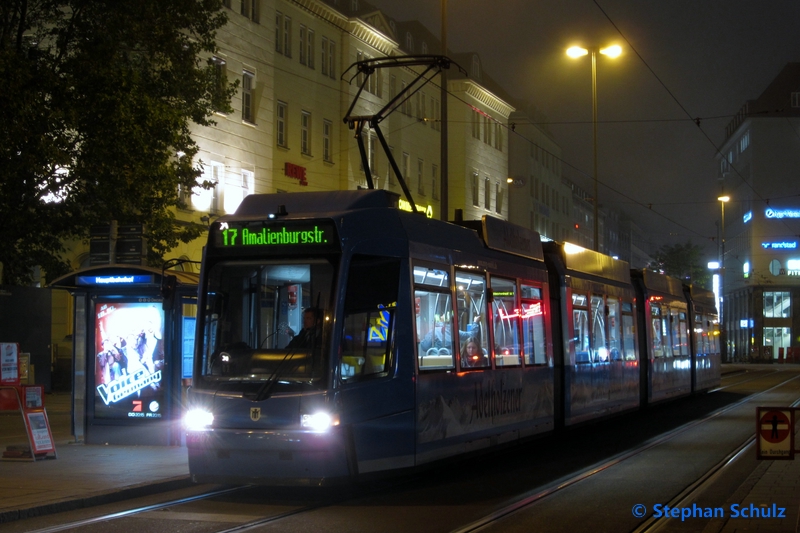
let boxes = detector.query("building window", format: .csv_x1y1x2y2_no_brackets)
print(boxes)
764,292,791,318
421,42,428,54
495,182,503,214
275,12,283,54
277,101,287,147
792,92,800,108
406,32,414,53
321,37,328,76
242,71,255,124
225,169,254,213
484,177,490,209
402,152,410,185
431,164,439,200
417,158,425,196
283,16,292,57
301,111,311,155
472,109,480,139
323,119,332,162
210,57,227,114
307,30,315,69
328,40,336,79
472,54,480,79
740,130,750,152
195,162,224,214
241,0,259,23
432,97,440,131
471,171,479,206
387,146,395,185
401,81,409,114
299,25,307,65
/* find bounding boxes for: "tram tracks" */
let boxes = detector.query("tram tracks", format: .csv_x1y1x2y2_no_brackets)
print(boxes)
448,370,800,533
17,370,800,533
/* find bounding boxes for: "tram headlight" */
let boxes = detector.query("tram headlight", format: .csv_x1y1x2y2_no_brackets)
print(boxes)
301,412,339,432
184,408,214,431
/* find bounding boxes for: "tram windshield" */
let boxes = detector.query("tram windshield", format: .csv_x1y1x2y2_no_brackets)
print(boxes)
198,259,335,393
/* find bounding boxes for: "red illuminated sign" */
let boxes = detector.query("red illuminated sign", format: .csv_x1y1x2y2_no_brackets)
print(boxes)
285,162,308,186
498,303,542,320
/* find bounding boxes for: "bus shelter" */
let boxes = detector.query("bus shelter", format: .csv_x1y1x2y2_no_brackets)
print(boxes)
50,265,198,446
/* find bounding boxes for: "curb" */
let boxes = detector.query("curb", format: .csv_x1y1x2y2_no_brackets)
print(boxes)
0,476,194,524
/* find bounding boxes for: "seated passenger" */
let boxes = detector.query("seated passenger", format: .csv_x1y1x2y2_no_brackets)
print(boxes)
419,319,480,352
460,337,487,368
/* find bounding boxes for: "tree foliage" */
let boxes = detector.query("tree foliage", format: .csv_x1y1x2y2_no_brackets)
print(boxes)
0,0,237,285
647,240,711,288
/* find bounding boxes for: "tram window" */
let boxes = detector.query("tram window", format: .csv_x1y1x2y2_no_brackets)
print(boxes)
572,292,590,364
416,288,455,370
622,312,636,361
694,314,705,355
607,297,621,361
455,270,489,369
491,277,521,367
591,295,608,362
521,282,546,365
676,311,689,356
521,284,542,300
650,304,665,358
414,264,449,288
202,260,334,385
340,255,400,381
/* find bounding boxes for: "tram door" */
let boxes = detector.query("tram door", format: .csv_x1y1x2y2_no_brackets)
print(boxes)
338,255,415,474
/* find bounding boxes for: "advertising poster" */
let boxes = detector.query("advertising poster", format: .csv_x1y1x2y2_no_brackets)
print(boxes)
24,409,55,454
94,301,166,421
1,343,20,386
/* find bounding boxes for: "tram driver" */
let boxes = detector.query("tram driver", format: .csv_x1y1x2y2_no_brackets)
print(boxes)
286,307,323,350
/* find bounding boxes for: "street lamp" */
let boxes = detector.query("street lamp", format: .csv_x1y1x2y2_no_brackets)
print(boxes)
718,195,729,362
566,44,622,252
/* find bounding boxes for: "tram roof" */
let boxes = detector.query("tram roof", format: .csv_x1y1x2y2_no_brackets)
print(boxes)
633,269,686,299
543,242,631,284
232,190,402,218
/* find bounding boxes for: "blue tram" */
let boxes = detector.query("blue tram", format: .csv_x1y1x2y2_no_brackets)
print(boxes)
184,190,719,485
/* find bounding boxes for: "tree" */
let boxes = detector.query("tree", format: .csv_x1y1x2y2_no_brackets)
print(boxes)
0,0,237,285
647,240,711,288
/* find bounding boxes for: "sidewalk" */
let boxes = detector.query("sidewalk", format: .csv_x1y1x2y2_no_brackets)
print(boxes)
0,392,191,523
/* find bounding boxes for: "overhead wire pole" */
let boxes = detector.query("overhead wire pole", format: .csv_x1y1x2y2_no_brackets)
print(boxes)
440,0,448,221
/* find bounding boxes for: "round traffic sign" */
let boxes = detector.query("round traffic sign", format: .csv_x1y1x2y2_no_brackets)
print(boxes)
760,410,791,444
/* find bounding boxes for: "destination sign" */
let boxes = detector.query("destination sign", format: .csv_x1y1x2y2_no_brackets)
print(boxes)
213,220,338,252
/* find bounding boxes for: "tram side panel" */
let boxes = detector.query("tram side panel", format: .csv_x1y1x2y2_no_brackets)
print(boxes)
632,270,693,404
544,243,640,427
406,221,555,465
684,284,721,392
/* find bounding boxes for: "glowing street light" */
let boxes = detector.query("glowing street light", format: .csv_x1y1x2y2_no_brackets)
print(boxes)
718,194,730,362
566,44,622,251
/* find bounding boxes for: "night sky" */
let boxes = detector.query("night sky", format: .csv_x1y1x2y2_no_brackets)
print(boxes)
363,0,800,258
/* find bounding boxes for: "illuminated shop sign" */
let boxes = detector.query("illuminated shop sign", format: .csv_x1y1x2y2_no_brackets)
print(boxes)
213,221,338,251
398,199,434,218
761,241,798,250
743,211,752,223
788,259,800,276
77,275,154,286
739,319,754,328
765,208,800,219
